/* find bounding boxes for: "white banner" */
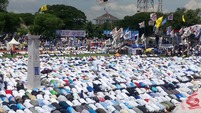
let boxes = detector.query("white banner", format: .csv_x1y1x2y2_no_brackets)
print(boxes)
57,30,86,37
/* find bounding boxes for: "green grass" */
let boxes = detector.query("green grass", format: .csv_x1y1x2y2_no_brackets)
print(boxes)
0,53,114,58
55,53,114,58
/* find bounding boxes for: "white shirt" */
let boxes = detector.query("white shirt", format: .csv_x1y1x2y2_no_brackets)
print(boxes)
24,102,33,109
88,104,97,110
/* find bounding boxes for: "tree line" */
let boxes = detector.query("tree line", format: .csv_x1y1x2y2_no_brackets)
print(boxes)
0,1,201,40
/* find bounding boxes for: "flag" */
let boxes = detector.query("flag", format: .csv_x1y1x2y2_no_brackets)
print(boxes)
170,30,174,38
166,26,171,35
103,30,111,35
195,28,201,38
131,31,139,41
150,13,157,21
3,34,8,40
155,16,163,28
179,27,184,34
115,28,123,38
148,20,154,26
168,13,173,20
182,15,185,22
123,28,131,40
172,89,201,113
123,31,131,40
162,18,167,26
40,5,48,12
135,33,140,44
97,0,108,4
110,27,117,36
112,28,123,46
124,27,129,33
141,34,145,44
139,21,145,28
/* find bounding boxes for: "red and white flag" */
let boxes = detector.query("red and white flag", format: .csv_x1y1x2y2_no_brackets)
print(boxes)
150,13,157,21
173,89,201,113
114,28,123,39
110,27,117,36
168,13,173,20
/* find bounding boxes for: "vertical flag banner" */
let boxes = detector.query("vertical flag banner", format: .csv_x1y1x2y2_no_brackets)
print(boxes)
110,27,117,37
182,15,186,22
155,16,163,28
162,18,167,26
40,5,48,12
150,13,157,21
179,27,184,34
124,27,129,33
139,21,145,28
168,13,173,20
123,30,131,40
166,26,172,35
117,28,123,38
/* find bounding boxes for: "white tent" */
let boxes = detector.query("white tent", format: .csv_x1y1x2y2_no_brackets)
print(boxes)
7,37,20,50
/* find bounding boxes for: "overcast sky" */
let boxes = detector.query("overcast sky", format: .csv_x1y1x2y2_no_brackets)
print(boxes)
7,0,201,21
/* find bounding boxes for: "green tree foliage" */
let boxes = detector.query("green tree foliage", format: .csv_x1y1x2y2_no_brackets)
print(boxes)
0,12,6,33
16,13,35,26
30,13,64,38
114,8,201,37
0,12,21,34
114,12,156,36
44,5,87,30
0,0,8,12
3,12,20,33
15,13,35,35
85,21,94,38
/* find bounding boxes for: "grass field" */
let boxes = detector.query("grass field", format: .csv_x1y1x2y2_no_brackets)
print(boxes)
0,53,114,58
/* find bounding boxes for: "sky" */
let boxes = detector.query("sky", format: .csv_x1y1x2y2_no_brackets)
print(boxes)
7,0,201,21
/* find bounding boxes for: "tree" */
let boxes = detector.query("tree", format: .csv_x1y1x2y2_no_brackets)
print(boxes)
0,12,6,33
85,21,94,38
44,5,87,30
3,13,21,33
30,13,64,38
15,13,35,35
16,13,35,26
0,0,8,12
115,12,155,36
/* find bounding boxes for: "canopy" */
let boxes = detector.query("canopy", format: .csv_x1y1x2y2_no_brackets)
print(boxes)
7,38,20,45
7,37,20,50
172,89,201,113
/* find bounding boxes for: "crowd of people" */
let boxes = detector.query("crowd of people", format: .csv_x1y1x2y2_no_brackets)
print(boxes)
0,54,200,113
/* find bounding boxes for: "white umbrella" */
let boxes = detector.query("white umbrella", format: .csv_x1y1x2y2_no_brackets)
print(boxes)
172,89,201,113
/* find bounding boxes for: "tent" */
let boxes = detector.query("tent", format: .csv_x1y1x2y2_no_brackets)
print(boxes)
7,37,20,50
172,89,201,113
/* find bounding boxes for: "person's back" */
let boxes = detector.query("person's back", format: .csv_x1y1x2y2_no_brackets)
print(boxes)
16,82,24,91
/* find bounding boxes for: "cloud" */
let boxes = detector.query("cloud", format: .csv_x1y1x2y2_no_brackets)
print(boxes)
7,0,42,13
185,0,201,10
